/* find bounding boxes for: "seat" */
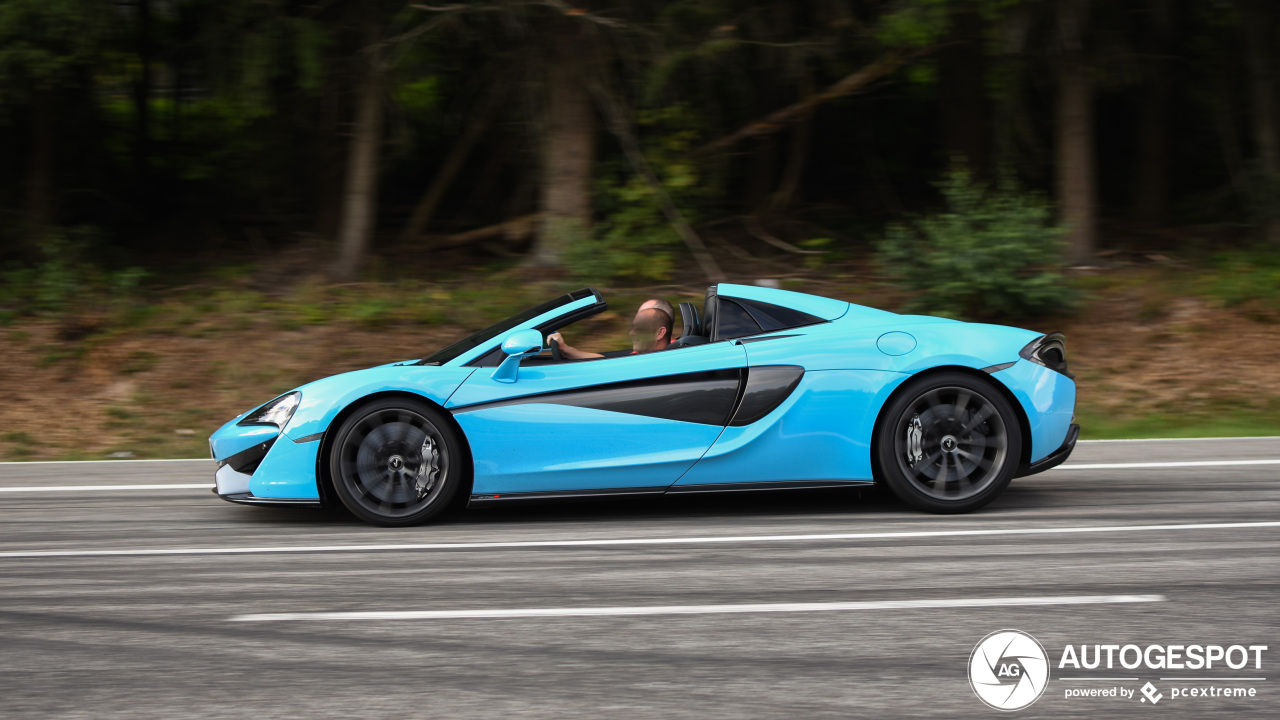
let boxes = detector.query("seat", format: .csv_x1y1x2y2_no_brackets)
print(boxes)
668,301,708,348
700,286,719,342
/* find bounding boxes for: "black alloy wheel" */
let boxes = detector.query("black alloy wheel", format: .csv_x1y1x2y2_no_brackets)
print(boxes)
329,398,461,526
876,372,1022,514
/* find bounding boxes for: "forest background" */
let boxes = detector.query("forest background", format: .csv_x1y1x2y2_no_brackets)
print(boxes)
1,0,1278,459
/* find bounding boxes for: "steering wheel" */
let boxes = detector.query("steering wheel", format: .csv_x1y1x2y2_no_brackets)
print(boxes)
548,336,563,362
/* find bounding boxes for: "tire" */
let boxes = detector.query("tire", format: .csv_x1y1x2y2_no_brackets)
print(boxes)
876,372,1022,514
328,398,462,527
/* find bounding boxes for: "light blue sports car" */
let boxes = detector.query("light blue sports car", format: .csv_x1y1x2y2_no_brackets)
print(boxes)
209,284,1078,526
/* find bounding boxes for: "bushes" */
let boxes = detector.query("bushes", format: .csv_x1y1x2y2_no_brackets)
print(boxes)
1197,250,1280,313
0,231,146,319
878,168,1073,320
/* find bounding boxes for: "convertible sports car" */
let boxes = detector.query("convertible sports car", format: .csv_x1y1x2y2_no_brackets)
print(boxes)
210,284,1078,526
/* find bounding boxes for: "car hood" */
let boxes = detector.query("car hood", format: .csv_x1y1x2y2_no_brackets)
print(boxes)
211,361,477,457
281,362,478,441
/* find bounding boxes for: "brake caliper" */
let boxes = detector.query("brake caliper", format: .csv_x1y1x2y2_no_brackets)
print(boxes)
414,436,440,499
906,414,924,466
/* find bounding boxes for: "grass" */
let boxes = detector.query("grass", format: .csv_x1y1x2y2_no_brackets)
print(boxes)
3,248,1280,459
1,430,37,459
1195,250,1280,312
1074,407,1280,440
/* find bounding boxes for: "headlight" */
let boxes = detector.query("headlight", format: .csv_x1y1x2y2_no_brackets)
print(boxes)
238,392,301,428
1019,332,1074,379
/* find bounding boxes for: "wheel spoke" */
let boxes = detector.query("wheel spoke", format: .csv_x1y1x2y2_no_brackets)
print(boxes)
933,454,950,493
923,390,944,412
961,405,994,434
894,383,1013,503
956,448,992,472
377,487,395,512
913,450,942,479
335,406,451,521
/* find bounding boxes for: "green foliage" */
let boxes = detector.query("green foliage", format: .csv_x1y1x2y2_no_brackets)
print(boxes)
0,0,114,93
878,167,1072,320
876,0,952,48
568,107,708,283
1,430,36,458
1197,250,1280,312
397,77,441,121
0,231,147,317
208,5,331,115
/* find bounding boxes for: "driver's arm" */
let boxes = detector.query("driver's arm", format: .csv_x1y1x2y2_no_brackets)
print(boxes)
546,332,603,359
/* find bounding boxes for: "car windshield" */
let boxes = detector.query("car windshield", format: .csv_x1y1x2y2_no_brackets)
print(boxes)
416,288,597,366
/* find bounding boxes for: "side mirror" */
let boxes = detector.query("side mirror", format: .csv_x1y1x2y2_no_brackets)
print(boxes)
491,329,544,383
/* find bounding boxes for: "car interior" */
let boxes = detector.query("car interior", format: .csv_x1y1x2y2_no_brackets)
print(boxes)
467,287,825,367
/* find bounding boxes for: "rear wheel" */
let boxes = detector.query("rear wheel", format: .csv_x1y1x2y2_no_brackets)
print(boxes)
329,398,461,526
876,372,1022,514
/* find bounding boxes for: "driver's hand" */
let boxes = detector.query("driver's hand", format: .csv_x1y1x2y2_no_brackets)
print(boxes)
547,332,564,346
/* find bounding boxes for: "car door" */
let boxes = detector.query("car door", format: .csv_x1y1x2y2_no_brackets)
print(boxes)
672,323,894,489
445,342,748,498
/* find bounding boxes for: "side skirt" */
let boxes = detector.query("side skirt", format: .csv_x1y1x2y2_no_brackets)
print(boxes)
468,480,874,506
667,480,874,494
468,487,665,506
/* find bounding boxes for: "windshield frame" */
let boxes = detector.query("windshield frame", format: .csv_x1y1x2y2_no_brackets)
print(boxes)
416,288,603,367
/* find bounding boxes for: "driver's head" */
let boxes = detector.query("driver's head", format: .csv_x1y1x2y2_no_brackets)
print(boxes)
630,307,673,353
638,297,674,321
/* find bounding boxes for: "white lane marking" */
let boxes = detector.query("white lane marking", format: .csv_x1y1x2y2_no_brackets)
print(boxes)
2,458,1275,492
0,458,211,466
1,521,1276,560
1055,459,1280,470
0,484,213,493
1080,437,1279,443
230,594,1166,622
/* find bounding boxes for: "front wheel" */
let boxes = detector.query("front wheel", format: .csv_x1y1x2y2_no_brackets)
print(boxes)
328,398,462,527
876,372,1022,514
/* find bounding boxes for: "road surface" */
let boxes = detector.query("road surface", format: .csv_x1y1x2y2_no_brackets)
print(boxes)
1,438,1276,718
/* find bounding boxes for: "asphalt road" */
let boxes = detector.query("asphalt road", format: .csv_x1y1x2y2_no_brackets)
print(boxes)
0,438,1277,719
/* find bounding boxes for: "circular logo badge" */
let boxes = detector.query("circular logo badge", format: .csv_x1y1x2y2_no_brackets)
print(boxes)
969,630,1050,711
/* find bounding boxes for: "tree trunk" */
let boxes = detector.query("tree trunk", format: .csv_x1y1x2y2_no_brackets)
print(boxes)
939,10,987,175
1055,0,1096,265
25,88,54,245
332,19,385,280
769,113,811,212
398,91,501,243
133,0,153,194
1241,0,1280,243
457,133,515,222
699,48,929,155
1133,0,1172,225
745,138,777,212
314,86,343,241
530,39,596,268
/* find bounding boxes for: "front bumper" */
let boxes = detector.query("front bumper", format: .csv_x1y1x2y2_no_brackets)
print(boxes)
215,489,322,507
210,417,324,505
1016,423,1080,478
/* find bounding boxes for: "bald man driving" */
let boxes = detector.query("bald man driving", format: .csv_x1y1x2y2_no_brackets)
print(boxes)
547,297,674,359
